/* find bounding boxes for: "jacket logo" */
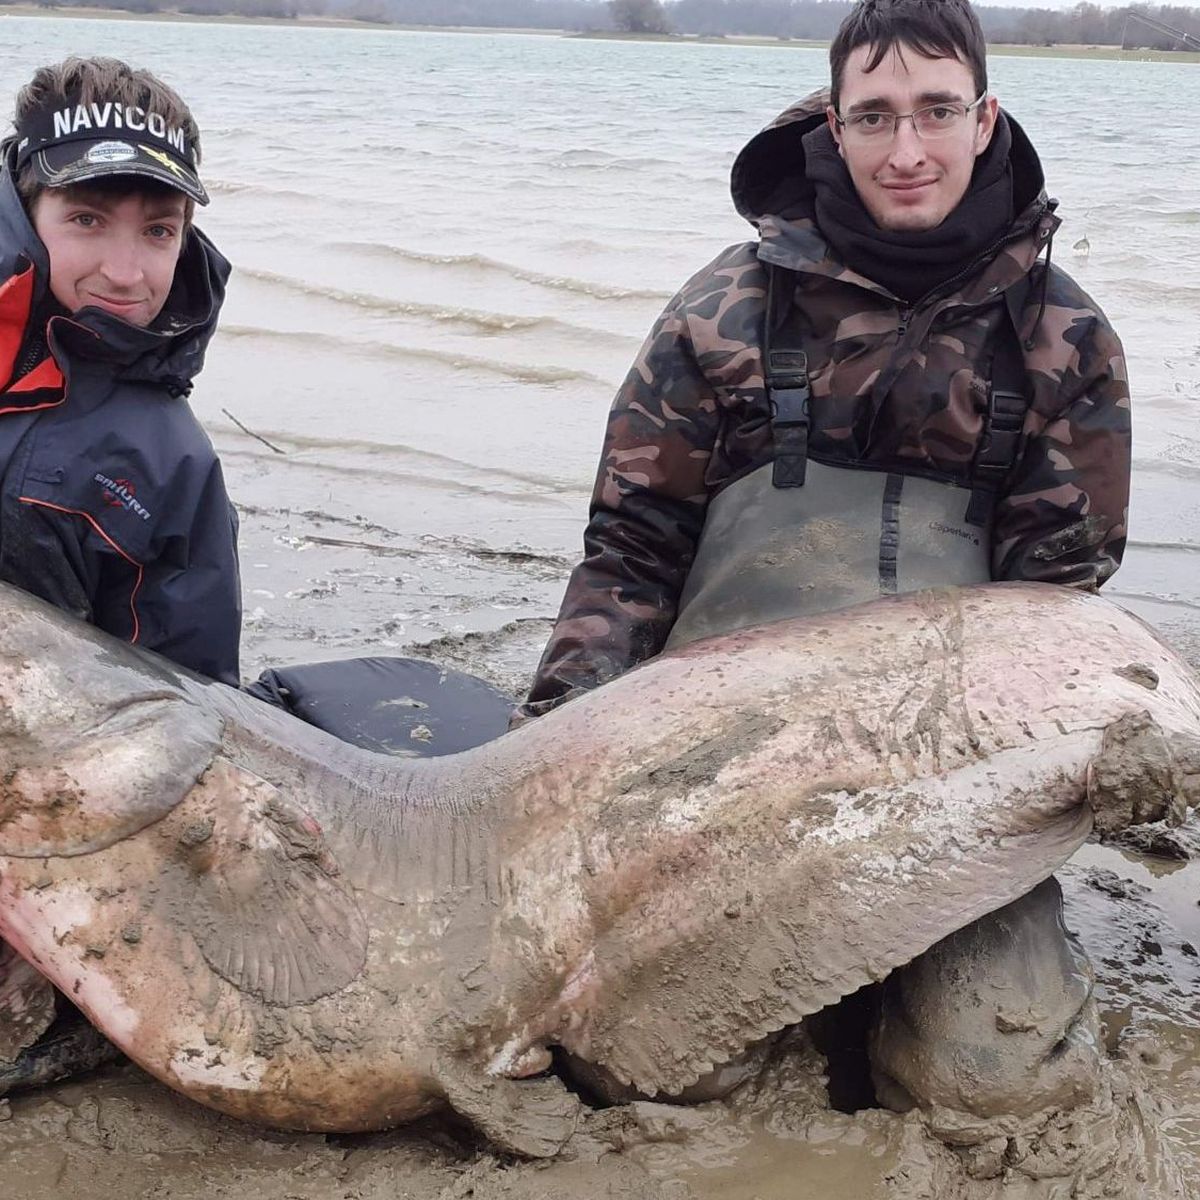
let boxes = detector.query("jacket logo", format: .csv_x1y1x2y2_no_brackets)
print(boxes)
96,473,151,521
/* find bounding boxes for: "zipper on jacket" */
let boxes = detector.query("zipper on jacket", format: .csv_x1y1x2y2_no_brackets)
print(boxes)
880,201,1053,385
911,200,1052,312
12,331,46,384
867,205,1051,451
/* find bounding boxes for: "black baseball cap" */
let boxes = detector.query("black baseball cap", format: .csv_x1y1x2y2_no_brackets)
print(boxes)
14,89,208,205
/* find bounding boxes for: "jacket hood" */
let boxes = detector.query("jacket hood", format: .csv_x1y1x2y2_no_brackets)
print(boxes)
730,88,1048,240
0,136,230,392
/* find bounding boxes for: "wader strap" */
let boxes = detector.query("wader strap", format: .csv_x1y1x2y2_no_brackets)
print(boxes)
965,279,1032,528
879,473,905,594
764,265,811,489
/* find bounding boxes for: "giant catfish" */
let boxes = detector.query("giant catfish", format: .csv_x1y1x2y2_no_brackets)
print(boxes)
0,580,1197,1155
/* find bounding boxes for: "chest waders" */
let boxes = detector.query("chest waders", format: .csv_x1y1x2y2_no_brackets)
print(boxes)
665,264,1030,651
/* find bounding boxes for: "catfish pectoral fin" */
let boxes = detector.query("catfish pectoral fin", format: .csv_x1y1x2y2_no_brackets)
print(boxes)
0,695,222,860
569,748,1097,1100
434,1058,581,1158
183,759,369,1006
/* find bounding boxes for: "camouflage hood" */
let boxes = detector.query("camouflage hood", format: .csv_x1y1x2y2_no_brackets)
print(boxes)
730,89,1050,270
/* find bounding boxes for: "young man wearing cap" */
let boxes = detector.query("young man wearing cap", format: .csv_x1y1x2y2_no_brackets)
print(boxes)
0,55,239,684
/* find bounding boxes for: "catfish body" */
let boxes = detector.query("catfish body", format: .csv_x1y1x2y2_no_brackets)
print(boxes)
0,581,1196,1150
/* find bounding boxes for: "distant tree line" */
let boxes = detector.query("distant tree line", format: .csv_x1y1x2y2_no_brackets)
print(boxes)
984,2,1199,46
659,0,1199,45
9,0,1200,49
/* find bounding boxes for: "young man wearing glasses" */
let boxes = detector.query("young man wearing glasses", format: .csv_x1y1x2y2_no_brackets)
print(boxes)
516,0,1130,1152
520,0,1128,710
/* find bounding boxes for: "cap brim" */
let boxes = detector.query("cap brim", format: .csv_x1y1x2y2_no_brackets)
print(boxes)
31,139,209,206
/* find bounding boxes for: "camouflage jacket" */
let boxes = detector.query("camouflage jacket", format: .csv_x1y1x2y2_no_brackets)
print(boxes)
519,93,1130,720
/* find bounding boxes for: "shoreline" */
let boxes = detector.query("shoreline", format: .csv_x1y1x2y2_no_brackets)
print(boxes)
0,5,560,33
3,7,1198,62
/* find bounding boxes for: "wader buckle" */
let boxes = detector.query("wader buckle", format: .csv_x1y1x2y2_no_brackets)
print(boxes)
768,349,811,489
965,387,1027,527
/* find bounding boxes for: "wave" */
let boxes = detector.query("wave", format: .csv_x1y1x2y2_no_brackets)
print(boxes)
237,431,572,484
303,531,571,575
216,429,584,497
545,148,670,171
217,325,612,387
358,143,443,160
1109,589,1200,615
327,241,674,303
207,179,322,204
221,446,578,506
565,222,717,242
1112,280,1200,308
232,507,573,599
412,120,470,133
1131,457,1200,479
235,268,634,347
1123,540,1200,552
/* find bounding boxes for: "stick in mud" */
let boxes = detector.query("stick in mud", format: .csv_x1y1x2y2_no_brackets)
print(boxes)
221,408,287,455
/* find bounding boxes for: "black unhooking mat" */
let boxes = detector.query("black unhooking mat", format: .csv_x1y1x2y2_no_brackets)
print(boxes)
245,656,513,756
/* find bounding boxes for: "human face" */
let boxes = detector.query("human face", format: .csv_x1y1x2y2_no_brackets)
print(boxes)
31,187,187,328
827,44,998,233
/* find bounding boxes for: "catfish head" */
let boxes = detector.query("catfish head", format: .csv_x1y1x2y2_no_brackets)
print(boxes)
0,583,222,860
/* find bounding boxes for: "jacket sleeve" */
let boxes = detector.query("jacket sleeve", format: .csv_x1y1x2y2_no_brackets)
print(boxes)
991,296,1131,590
93,456,242,686
516,292,723,723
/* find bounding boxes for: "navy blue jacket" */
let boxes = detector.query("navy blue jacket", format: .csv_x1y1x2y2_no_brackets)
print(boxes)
0,142,241,685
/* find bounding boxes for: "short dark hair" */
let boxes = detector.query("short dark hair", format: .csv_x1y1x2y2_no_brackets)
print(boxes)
829,0,988,113
13,56,200,223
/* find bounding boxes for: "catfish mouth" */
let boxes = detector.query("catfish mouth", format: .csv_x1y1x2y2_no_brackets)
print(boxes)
0,689,224,861
82,692,191,742
0,691,187,766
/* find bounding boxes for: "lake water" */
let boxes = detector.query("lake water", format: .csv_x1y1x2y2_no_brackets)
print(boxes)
2,18,1197,671
0,15,1199,1195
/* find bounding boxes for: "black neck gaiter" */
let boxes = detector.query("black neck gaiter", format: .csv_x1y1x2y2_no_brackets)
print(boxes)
802,113,1015,303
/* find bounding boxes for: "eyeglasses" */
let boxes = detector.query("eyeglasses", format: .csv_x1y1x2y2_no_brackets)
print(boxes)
834,93,987,141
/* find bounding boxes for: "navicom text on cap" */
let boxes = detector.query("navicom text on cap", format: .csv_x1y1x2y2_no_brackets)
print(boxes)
13,92,208,206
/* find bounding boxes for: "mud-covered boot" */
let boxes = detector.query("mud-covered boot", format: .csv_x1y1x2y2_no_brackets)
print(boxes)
869,876,1102,1124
